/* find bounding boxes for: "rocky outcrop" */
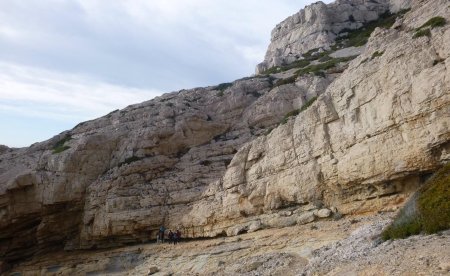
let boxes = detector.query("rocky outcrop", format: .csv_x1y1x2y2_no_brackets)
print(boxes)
0,74,330,262
0,0,448,270
256,0,414,73
188,0,450,234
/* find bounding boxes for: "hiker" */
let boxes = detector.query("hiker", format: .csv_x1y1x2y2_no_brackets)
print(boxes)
175,229,181,244
168,230,174,244
159,225,166,243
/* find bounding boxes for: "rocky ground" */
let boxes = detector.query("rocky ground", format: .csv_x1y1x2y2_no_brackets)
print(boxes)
7,212,450,275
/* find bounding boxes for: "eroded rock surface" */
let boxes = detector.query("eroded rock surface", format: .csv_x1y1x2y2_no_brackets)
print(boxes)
0,73,330,263
256,0,414,73
0,0,449,272
183,0,450,237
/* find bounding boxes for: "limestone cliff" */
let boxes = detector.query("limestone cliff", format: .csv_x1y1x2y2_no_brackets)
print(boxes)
0,0,449,270
256,0,413,73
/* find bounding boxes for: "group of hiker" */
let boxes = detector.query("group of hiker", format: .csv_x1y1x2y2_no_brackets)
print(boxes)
157,226,181,244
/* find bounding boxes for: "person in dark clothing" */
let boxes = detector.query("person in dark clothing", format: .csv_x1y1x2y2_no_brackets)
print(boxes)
159,226,166,243
175,229,181,244
168,230,174,244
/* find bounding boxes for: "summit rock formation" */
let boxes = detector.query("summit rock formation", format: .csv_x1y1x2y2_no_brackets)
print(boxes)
256,0,414,73
1,0,449,273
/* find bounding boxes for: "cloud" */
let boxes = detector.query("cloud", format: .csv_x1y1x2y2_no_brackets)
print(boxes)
0,62,162,121
0,0,327,91
0,0,333,147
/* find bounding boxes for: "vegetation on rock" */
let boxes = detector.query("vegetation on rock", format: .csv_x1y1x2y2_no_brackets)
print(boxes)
413,16,446,39
261,59,311,75
216,82,233,92
413,29,431,38
52,135,72,154
418,163,450,233
295,56,356,77
274,75,297,87
371,51,384,59
382,163,450,240
418,16,446,30
334,10,409,49
280,96,318,125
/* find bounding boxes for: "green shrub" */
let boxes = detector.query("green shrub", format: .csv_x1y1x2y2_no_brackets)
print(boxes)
261,59,311,75
280,96,318,125
302,48,321,59
381,195,422,240
413,17,446,39
418,16,446,30
216,82,233,92
261,66,282,75
318,55,332,62
418,163,450,234
300,97,318,112
413,29,431,38
335,11,405,48
382,163,450,240
286,59,311,70
280,109,300,125
295,56,357,77
274,75,297,87
314,71,326,78
371,51,384,59
335,12,393,47
52,135,72,154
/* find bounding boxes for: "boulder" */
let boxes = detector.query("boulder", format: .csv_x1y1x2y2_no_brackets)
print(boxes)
316,209,332,218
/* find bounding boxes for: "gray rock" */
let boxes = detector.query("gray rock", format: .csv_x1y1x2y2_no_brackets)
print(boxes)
297,211,316,225
316,209,332,218
256,0,392,73
0,0,448,267
330,46,365,58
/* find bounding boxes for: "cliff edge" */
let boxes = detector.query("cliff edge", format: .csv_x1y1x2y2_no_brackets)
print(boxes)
1,0,449,273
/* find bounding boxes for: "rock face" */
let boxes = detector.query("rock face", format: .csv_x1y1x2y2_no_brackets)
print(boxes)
0,0,449,270
255,0,413,74
0,75,329,263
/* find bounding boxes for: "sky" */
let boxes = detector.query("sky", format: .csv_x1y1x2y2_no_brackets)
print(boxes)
0,0,332,147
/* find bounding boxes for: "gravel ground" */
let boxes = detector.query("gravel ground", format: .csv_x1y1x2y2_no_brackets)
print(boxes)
8,213,450,275
302,217,450,275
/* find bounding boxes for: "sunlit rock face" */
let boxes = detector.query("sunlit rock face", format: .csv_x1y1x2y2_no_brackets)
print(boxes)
256,0,387,73
0,0,448,268
256,0,414,74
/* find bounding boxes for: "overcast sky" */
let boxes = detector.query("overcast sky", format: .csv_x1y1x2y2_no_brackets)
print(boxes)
0,0,332,147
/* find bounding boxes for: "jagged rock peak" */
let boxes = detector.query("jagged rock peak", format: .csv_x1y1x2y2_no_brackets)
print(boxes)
255,0,412,74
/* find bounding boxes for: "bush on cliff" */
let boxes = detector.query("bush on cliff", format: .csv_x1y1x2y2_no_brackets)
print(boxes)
418,16,446,30
52,135,72,154
280,97,318,125
413,16,446,39
382,163,450,240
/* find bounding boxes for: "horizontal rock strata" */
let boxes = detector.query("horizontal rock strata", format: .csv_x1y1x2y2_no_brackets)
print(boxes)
0,0,448,270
